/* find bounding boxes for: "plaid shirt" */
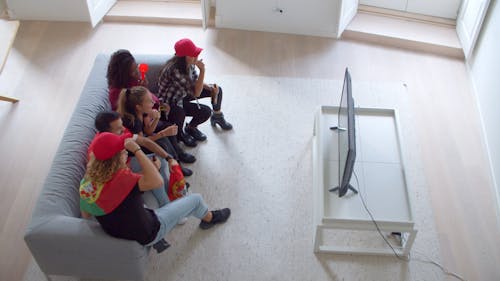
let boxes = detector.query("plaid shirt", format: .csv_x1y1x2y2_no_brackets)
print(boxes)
157,64,198,107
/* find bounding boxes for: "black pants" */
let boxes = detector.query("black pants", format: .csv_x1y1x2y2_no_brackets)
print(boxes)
168,87,224,134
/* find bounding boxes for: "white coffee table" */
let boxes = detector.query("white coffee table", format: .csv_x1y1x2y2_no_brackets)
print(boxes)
312,106,417,256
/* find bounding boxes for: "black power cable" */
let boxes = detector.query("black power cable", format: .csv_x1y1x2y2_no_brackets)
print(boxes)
352,171,467,281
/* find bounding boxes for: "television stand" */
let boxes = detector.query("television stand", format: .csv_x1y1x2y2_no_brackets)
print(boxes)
313,106,417,257
328,184,358,195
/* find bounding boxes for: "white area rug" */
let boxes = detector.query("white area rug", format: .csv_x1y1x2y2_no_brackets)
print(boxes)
24,75,444,281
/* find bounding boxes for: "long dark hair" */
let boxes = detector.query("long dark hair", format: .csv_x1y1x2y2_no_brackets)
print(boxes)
107,49,136,88
160,55,189,78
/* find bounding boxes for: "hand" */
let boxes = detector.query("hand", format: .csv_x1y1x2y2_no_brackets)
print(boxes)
212,83,219,93
159,103,170,115
210,84,219,104
195,59,205,71
204,83,217,91
124,138,140,152
150,109,160,120
140,76,149,87
159,124,178,137
168,159,179,172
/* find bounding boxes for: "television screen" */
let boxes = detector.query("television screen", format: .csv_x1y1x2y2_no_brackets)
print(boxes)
329,68,358,197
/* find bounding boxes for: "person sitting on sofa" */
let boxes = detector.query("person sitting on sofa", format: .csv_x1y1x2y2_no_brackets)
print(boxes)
93,111,176,207
116,86,195,176
157,38,233,148
80,132,231,248
106,49,196,164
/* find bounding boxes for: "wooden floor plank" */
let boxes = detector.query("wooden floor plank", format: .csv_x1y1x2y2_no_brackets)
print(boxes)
0,20,498,281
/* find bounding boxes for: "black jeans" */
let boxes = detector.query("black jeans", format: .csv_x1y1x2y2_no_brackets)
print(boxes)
168,86,224,134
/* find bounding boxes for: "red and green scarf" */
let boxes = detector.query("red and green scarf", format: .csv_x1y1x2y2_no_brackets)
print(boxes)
80,169,141,216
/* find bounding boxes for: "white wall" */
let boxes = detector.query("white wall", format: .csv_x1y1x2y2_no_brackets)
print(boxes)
6,0,90,22
468,0,500,219
5,0,115,27
0,0,6,16
406,0,461,19
360,0,461,19
215,0,339,38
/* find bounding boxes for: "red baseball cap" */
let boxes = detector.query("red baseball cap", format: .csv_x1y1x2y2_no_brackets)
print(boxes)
174,38,203,57
92,132,132,161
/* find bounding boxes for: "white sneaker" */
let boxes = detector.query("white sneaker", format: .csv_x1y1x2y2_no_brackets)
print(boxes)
177,217,188,225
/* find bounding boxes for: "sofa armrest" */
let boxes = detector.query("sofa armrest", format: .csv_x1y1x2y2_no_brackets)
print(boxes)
25,215,149,281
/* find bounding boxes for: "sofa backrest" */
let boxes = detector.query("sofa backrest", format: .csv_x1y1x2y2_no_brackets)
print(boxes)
134,54,170,95
27,54,111,230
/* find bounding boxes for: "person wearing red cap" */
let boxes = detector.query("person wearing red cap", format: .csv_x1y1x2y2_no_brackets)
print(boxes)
80,132,231,248
157,38,233,148
106,49,196,165
92,111,177,208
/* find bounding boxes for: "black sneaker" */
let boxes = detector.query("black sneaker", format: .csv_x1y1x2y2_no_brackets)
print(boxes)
179,132,197,147
152,238,170,253
178,151,196,163
185,126,207,141
199,208,231,230
181,166,193,177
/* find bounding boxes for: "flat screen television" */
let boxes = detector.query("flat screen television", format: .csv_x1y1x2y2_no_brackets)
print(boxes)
329,68,358,197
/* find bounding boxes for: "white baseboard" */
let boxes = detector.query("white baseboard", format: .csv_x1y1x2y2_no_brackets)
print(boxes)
465,59,500,230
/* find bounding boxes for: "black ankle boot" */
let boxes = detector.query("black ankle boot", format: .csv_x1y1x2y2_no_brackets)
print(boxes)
210,113,233,130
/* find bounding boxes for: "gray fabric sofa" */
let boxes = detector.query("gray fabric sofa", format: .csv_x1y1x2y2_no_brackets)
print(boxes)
24,54,169,281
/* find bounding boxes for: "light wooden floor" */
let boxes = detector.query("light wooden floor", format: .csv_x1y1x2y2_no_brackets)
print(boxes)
0,19,20,72
105,0,203,25
0,21,499,281
343,11,463,58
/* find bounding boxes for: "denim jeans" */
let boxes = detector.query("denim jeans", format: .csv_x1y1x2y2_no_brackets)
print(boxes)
128,153,169,207
146,193,209,246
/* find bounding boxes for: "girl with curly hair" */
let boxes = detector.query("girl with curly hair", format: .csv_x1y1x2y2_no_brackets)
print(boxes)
80,133,230,248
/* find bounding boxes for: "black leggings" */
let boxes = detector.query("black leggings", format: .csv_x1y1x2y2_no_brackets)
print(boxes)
168,86,224,131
